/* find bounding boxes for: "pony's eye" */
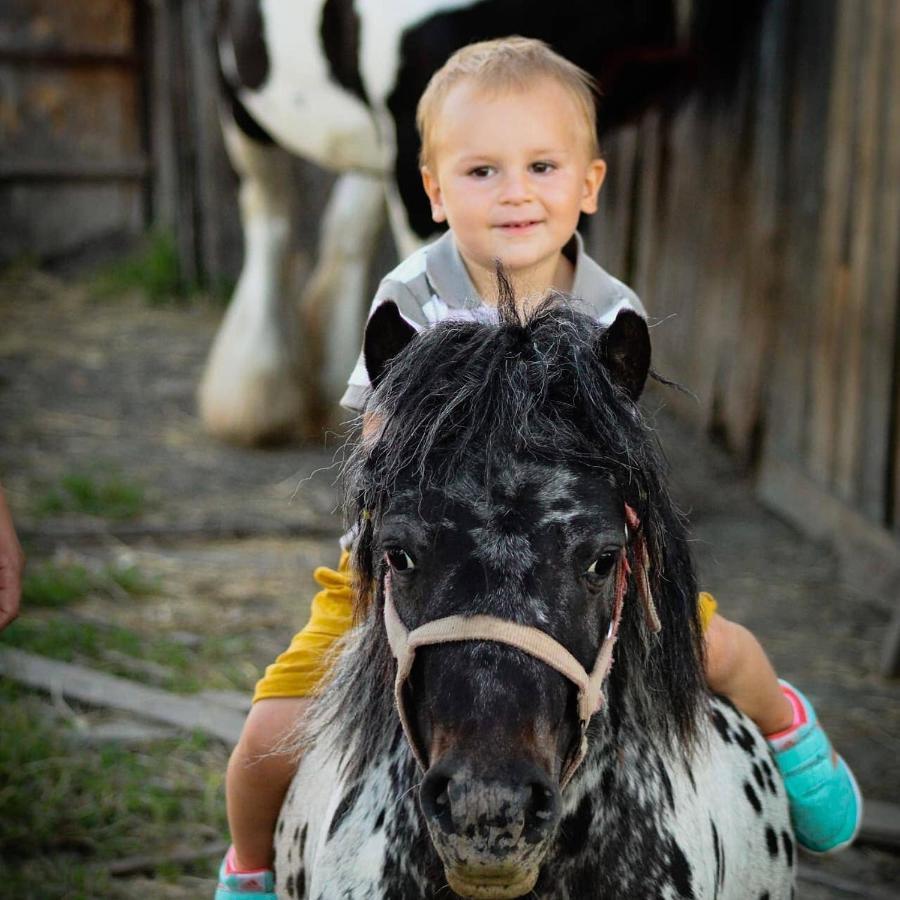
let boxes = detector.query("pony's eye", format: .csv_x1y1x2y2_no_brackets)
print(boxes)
386,549,416,572
585,552,618,583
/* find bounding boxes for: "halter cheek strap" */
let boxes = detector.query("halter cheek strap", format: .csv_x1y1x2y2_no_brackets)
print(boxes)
382,504,660,788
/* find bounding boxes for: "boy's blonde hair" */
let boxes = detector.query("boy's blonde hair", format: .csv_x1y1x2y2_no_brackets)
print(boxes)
416,36,600,169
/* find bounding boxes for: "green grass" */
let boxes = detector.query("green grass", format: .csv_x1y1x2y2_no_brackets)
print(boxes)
0,682,227,898
90,231,190,305
0,617,258,694
23,561,162,609
35,471,146,520
22,563,93,608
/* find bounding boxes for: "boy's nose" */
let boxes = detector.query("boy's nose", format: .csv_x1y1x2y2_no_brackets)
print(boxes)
499,172,531,203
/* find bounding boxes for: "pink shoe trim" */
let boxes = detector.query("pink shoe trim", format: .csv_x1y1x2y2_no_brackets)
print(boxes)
765,683,808,741
225,845,271,877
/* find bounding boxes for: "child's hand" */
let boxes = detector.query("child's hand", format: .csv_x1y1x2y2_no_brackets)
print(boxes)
0,486,24,631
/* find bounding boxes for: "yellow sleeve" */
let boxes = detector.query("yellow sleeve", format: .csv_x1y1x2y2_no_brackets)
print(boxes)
698,591,718,633
252,551,354,701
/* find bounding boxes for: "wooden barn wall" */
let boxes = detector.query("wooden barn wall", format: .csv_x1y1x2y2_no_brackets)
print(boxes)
0,0,148,262
589,0,900,578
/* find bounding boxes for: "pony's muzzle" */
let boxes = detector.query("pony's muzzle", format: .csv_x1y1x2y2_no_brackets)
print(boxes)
420,754,560,897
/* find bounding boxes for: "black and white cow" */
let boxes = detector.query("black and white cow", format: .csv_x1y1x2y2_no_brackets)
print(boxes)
272,296,795,898
202,0,762,443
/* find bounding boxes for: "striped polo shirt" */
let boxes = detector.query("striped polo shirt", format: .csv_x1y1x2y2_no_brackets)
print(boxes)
340,229,645,412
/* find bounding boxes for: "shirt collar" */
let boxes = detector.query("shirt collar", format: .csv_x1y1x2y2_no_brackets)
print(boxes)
426,230,586,308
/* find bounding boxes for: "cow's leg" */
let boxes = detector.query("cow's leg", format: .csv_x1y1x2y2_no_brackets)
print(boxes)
299,172,386,419
198,119,301,445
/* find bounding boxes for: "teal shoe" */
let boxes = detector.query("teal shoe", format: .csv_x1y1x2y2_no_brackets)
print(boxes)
214,847,276,900
768,681,863,854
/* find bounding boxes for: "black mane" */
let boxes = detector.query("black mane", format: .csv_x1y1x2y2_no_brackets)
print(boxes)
311,290,705,780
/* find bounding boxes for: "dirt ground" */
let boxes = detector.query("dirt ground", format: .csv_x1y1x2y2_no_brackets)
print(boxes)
0,268,898,898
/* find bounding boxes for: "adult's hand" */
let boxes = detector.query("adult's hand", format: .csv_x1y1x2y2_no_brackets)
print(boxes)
0,485,24,630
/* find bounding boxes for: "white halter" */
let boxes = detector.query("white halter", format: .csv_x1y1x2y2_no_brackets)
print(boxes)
382,504,660,788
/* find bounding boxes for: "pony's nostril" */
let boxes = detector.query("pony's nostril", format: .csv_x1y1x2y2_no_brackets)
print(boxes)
524,780,559,843
420,770,454,834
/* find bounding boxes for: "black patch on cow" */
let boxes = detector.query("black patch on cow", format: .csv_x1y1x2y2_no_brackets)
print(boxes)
374,808,385,830
320,0,369,104
765,825,779,858
285,873,295,897
220,0,269,89
299,822,308,856
781,829,794,867
296,866,306,898
760,894,770,900
558,794,593,856
217,64,275,145
277,817,285,836
669,838,695,898
743,781,762,814
328,780,364,840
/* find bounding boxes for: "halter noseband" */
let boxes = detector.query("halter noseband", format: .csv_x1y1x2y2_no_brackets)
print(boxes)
382,504,660,788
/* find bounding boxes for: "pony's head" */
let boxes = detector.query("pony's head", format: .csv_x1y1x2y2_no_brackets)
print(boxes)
334,289,704,898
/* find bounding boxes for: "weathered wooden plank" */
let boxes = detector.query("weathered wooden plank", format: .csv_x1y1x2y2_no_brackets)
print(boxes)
0,158,150,181
764,0,838,467
0,648,245,744
860,0,900,529
833,0,881,509
183,0,242,284
719,2,788,461
808,0,859,490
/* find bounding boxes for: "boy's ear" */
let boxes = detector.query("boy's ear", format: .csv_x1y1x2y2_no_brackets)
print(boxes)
364,301,418,388
420,166,447,223
598,310,650,401
580,158,607,215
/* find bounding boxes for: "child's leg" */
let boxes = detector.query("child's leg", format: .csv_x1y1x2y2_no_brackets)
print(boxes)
217,553,354,898
703,611,793,734
702,601,862,854
226,697,312,870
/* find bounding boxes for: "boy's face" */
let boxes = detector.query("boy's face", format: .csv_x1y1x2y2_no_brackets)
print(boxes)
421,76,606,296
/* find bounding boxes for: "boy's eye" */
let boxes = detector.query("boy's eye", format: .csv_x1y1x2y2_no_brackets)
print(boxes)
531,161,556,174
467,165,494,178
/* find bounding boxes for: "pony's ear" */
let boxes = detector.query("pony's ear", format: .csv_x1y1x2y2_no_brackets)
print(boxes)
364,301,418,388
599,310,651,401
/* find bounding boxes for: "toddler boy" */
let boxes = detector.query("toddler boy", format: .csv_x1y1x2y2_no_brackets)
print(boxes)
217,37,861,900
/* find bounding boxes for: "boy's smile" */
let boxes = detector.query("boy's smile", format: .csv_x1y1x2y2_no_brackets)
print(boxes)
421,76,606,302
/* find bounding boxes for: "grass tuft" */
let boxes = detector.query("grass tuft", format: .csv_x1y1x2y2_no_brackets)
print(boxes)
22,563,93,608
0,683,227,897
36,471,146,520
90,231,191,305
23,561,162,609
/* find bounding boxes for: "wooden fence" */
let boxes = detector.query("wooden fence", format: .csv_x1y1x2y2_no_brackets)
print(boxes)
590,0,900,656
0,0,151,261
3,1,897,662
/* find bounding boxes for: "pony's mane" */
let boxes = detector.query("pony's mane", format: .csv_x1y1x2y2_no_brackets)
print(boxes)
304,287,705,780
